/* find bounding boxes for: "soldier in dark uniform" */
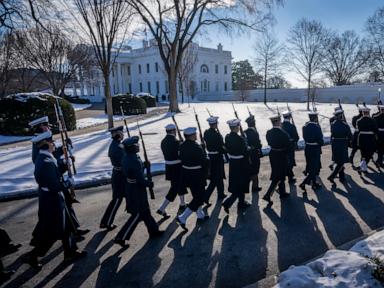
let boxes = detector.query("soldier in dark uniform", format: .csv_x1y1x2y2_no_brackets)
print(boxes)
157,124,188,218
100,126,126,230
203,116,227,205
114,136,163,247
327,109,352,184
262,115,290,204
29,116,88,237
349,107,363,164
357,107,378,172
328,107,344,171
299,112,324,192
0,229,20,284
281,111,299,184
177,127,209,231
373,105,384,168
222,119,251,213
244,115,263,192
23,131,86,270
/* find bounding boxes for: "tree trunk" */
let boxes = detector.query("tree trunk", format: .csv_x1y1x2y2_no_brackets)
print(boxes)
104,75,114,129
168,65,179,112
180,80,184,104
307,73,311,111
264,62,267,104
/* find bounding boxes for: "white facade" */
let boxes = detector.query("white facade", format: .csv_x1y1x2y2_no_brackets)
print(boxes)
74,41,232,102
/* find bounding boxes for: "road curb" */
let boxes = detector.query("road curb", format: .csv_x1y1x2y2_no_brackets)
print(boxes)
0,170,165,202
244,226,384,288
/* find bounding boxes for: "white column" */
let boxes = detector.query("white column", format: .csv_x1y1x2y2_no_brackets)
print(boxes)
117,63,123,93
80,82,85,96
72,83,77,96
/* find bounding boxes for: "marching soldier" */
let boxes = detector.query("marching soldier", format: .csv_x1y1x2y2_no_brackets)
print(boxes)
203,116,227,205
100,126,126,231
177,128,209,231
114,136,163,248
299,112,324,192
262,115,290,204
328,107,344,171
281,111,299,184
349,107,363,164
327,109,352,184
157,124,188,218
29,116,89,237
244,115,263,192
373,105,384,168
222,119,251,213
23,131,86,270
357,107,377,173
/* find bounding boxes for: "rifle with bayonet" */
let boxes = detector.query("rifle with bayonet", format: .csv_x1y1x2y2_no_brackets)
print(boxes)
120,105,130,137
231,103,246,138
54,100,78,203
247,106,252,117
136,119,155,199
171,113,184,141
286,103,295,126
193,108,207,151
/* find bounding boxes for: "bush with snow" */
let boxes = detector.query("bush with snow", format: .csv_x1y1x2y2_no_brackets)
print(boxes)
107,94,147,115
0,93,76,136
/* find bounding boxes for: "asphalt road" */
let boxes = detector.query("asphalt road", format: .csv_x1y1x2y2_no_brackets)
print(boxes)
1,147,384,288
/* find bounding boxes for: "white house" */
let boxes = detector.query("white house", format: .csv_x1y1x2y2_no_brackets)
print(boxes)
73,40,233,103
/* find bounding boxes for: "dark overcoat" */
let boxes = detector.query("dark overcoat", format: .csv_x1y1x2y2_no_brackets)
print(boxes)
303,122,324,176
373,113,384,154
266,127,290,181
204,128,226,181
331,119,352,164
244,127,262,176
281,120,299,167
357,116,377,160
108,139,126,198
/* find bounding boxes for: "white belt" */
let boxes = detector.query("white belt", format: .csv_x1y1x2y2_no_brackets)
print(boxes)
182,165,202,170
208,151,219,155
41,187,49,191
228,154,244,159
126,178,137,184
359,131,374,135
165,160,181,165
113,166,122,171
306,142,319,146
332,137,348,140
378,128,384,132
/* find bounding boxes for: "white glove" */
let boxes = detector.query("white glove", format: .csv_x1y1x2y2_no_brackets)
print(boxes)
65,177,75,187
63,157,73,166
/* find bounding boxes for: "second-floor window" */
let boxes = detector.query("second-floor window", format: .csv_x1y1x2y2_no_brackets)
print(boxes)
147,63,150,73
155,62,159,72
138,64,142,74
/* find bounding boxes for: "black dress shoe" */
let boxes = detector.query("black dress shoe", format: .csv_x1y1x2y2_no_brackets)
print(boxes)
176,217,188,231
64,250,87,262
328,164,334,171
204,202,212,208
299,183,306,191
114,239,129,248
222,204,229,214
262,195,272,203
0,270,15,284
76,229,90,236
22,253,42,271
156,210,171,219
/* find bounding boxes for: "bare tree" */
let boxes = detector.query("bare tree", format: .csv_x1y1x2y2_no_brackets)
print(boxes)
177,43,198,104
366,7,384,80
12,25,93,96
253,31,285,104
322,30,371,86
0,32,14,97
67,0,132,129
287,18,328,110
126,0,281,112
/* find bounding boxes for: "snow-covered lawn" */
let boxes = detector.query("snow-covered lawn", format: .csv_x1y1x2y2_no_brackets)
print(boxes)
0,102,375,198
71,103,92,111
0,135,32,146
275,230,384,288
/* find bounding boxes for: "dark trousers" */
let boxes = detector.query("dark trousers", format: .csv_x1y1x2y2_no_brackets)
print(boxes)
223,191,245,209
100,197,123,227
205,178,224,203
264,180,286,199
115,210,158,241
67,206,80,229
188,183,206,211
329,163,345,180
165,179,187,202
31,229,77,258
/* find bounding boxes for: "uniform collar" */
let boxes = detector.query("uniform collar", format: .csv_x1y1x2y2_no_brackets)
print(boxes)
39,150,57,166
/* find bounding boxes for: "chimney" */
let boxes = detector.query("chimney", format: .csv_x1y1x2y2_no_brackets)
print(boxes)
217,43,223,52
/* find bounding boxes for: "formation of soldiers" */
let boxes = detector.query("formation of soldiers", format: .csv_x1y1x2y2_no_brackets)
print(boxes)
1,101,384,279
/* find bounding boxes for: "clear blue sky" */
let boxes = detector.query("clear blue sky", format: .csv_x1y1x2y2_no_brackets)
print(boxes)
196,0,384,87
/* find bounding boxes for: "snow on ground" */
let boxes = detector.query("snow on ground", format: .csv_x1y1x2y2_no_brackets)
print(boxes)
0,135,32,146
275,230,384,288
0,102,375,197
71,103,92,111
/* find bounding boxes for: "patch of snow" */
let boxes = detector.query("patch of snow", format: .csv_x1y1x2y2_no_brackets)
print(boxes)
275,230,384,288
5,92,57,102
0,102,375,197
72,103,92,111
0,135,32,145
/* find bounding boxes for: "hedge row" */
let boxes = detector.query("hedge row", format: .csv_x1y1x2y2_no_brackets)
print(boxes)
0,93,76,136
107,94,147,115
64,95,91,104
141,95,157,107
